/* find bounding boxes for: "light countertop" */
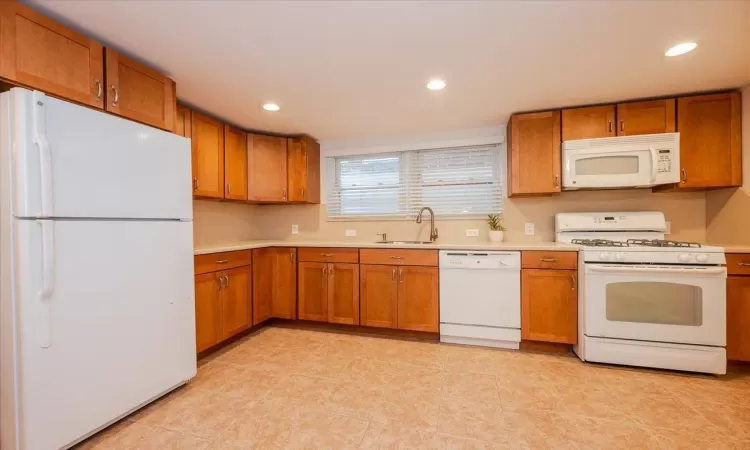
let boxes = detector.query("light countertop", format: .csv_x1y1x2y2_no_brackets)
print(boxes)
713,245,750,254
194,240,580,255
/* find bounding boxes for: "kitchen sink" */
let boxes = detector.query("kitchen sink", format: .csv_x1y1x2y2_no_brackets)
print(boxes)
375,240,435,245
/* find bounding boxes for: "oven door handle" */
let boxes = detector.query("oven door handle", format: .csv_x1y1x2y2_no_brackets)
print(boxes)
587,265,726,276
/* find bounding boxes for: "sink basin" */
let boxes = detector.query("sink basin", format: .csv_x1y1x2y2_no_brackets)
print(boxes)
375,240,435,245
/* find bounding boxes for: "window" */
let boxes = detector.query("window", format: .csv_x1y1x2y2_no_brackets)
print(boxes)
327,144,503,219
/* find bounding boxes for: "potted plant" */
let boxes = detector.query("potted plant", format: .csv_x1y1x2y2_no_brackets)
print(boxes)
487,214,506,242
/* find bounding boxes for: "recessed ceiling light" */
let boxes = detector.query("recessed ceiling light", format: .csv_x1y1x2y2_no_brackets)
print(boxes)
665,42,697,57
262,103,280,111
426,79,446,90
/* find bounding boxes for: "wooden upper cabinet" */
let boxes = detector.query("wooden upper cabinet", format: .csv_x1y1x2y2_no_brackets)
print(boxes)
675,92,742,189
521,269,578,344
396,266,439,332
287,136,321,203
727,275,750,362
298,262,328,322
194,273,221,353
0,2,104,108
220,266,252,340
508,111,561,196
561,105,615,141
191,112,224,198
252,249,273,326
224,125,248,201
272,248,297,319
175,105,192,138
247,134,288,202
104,49,175,131
616,99,675,136
328,263,359,325
360,264,398,329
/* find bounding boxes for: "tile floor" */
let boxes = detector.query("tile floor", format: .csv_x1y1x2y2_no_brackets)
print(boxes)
78,326,750,449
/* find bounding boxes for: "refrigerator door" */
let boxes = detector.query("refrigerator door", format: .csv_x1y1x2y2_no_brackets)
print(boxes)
7,88,192,220
12,218,196,450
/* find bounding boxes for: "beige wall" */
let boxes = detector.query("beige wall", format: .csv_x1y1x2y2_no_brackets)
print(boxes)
705,85,750,246
195,189,707,246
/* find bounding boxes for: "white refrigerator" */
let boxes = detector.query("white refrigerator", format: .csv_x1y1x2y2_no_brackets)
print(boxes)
0,88,197,450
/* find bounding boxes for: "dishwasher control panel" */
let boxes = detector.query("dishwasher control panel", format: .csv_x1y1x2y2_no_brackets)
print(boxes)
439,251,521,269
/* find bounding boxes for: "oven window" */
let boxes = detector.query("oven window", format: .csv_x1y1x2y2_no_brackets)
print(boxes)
605,282,703,326
576,156,639,175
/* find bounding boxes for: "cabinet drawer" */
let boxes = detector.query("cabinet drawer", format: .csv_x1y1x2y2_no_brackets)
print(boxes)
727,253,750,276
521,251,577,270
194,250,252,274
297,247,359,263
360,249,438,266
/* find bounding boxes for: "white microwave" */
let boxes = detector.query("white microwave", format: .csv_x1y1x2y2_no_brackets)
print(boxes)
562,133,680,189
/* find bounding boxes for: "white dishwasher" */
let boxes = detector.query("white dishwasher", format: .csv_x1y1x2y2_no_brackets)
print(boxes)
439,251,521,349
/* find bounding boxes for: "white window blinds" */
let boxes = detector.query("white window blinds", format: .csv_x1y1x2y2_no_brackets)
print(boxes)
327,144,503,220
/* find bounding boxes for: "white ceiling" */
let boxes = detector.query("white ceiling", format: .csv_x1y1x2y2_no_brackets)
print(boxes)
29,0,750,141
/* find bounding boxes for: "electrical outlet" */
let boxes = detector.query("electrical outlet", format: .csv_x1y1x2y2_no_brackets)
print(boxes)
665,221,671,235
345,229,357,237
291,224,299,235
466,229,480,237
524,223,535,236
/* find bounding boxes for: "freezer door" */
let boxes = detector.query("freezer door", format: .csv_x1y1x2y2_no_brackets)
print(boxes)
7,89,192,220
13,219,196,450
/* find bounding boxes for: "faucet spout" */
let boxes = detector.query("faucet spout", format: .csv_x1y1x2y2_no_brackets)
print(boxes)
416,207,438,242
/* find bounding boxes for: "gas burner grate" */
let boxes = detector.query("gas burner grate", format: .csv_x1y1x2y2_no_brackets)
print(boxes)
571,239,630,247
626,239,702,248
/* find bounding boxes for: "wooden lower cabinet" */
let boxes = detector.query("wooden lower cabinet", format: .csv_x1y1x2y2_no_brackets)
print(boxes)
298,262,328,322
328,263,360,325
194,264,252,353
253,248,297,322
252,249,273,325
521,269,578,344
360,264,399,328
221,266,252,340
397,266,439,332
727,276,750,361
194,272,222,353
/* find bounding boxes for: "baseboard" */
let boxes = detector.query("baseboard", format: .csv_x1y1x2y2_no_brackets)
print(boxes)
519,340,574,355
269,319,440,342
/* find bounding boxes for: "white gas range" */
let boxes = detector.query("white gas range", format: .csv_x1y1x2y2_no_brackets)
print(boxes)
556,212,727,375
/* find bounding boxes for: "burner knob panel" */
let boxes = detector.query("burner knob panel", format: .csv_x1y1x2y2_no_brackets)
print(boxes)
695,254,709,263
599,252,611,261
615,252,626,262
678,253,692,263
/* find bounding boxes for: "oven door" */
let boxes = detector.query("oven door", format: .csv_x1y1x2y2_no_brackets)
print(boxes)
563,148,656,189
584,264,726,346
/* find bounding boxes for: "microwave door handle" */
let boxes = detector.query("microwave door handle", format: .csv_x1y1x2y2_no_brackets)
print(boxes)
649,146,658,183
587,265,726,276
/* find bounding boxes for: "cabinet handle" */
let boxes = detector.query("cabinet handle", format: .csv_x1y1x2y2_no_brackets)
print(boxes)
111,85,119,107
681,168,688,183
399,268,404,283
620,121,624,132
321,253,334,257
738,262,750,267
290,251,295,262
390,256,405,260
608,121,613,133
392,268,396,281
282,189,286,199
193,178,199,192
224,275,229,288
329,265,334,278
571,274,577,290
540,257,557,262
226,183,231,195
301,187,305,198
322,266,327,278
94,79,102,100
216,259,229,264
554,175,559,188
216,277,223,290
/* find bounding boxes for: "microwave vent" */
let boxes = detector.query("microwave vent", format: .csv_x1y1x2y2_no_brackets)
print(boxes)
563,132,679,151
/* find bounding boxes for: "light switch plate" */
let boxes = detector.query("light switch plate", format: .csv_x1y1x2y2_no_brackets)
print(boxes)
665,221,671,235
345,229,357,237
466,229,480,237
524,223,535,236
291,224,299,235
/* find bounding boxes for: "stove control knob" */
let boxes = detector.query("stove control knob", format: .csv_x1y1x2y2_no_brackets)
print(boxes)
695,254,709,263
678,253,692,263
615,252,626,262
599,252,611,261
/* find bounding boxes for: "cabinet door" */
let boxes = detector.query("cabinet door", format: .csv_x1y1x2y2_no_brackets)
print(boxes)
328,263,360,325
195,273,222,353
727,276,750,362
298,262,328,322
676,92,742,188
191,112,225,198
397,266,439,332
104,49,176,131
224,125,248,201
521,269,578,344
616,99,675,136
0,2,104,108
272,248,297,319
561,105,615,141
287,136,321,203
252,249,273,325
221,266,252,340
175,105,192,138
508,111,561,196
360,265,398,328
247,134,288,202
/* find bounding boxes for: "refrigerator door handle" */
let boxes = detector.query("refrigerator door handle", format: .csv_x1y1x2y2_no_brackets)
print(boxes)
32,91,54,217
39,219,55,348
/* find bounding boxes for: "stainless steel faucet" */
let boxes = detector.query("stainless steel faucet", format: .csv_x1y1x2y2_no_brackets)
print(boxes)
416,207,439,242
